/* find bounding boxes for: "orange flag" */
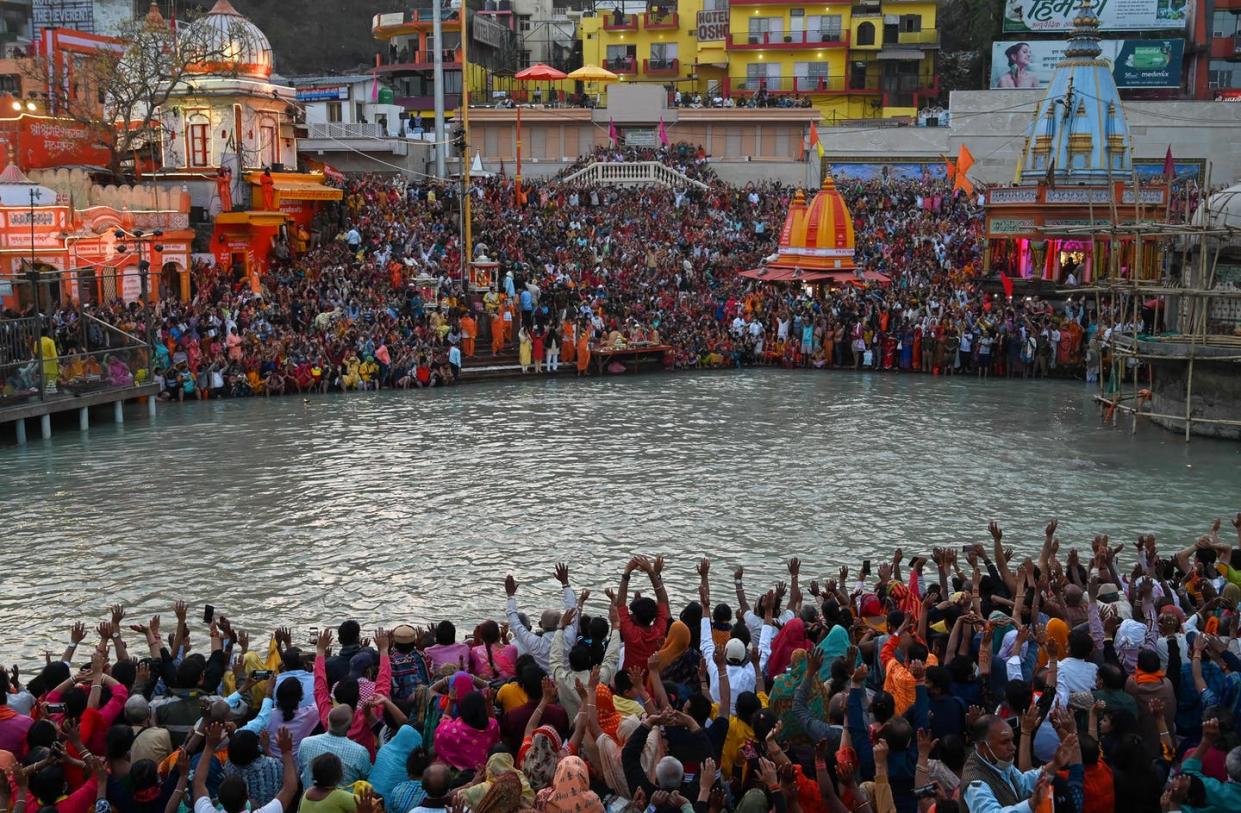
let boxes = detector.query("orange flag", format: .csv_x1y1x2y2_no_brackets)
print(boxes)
942,154,956,182
953,144,975,196
809,122,823,158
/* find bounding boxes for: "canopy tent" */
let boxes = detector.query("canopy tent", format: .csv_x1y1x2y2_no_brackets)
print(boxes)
566,64,619,82
515,63,567,81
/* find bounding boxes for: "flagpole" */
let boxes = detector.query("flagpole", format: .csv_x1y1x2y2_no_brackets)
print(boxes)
516,104,522,208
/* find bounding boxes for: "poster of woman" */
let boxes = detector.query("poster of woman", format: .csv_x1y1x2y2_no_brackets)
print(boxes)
994,42,1041,88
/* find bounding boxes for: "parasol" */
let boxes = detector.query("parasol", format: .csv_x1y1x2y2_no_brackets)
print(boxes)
567,64,619,82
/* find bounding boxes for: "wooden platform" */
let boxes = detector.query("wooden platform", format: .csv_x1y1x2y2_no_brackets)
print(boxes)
0,383,159,424
591,345,672,376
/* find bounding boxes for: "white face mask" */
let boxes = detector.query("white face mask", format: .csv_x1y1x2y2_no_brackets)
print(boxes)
983,741,1013,772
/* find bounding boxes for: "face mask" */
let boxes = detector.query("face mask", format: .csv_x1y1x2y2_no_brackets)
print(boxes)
983,741,1013,772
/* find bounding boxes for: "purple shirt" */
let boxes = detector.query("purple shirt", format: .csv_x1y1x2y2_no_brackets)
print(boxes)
424,642,471,674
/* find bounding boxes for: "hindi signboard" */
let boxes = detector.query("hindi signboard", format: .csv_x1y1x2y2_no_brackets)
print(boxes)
696,10,729,41
1002,0,1187,33
990,39,1183,89
296,86,350,102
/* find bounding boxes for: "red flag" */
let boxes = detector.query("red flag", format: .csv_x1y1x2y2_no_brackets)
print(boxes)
1000,271,1014,300
658,117,669,147
608,118,618,147
1163,145,1174,180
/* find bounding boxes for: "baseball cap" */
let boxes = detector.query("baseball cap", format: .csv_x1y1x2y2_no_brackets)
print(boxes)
392,624,418,645
725,638,747,664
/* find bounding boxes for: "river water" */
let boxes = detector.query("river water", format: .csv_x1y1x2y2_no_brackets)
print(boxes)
2,370,1238,664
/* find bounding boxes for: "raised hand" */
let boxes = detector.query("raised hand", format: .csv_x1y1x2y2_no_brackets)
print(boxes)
70,622,88,644
917,728,937,759
697,558,710,579
561,607,577,629
110,604,125,627
554,563,569,585
315,628,334,653
374,627,391,651
989,521,1002,544
173,601,188,623
787,557,800,577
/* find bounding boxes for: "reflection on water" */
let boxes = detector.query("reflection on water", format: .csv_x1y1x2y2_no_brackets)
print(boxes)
2,370,1237,663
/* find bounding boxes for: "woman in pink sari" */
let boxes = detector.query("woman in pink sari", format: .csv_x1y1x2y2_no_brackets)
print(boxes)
434,690,499,771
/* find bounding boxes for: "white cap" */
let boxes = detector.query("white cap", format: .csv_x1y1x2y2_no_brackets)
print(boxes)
725,638,747,664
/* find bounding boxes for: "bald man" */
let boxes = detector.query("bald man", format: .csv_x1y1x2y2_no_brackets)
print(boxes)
297,704,371,787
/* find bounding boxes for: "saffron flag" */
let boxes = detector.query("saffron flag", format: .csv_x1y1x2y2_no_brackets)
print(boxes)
1163,145,1174,180
658,117,669,147
1000,271,1014,300
953,144,975,196
608,118,618,147
943,154,956,182
808,122,824,159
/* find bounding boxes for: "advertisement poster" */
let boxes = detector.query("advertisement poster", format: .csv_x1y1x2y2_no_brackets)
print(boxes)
990,39,1183,89
1002,0,1187,33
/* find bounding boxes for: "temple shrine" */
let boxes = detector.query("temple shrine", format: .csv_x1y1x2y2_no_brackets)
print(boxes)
150,0,340,291
741,174,886,287
983,0,1171,286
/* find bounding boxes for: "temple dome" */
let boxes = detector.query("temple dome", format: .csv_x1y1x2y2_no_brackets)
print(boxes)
777,174,856,271
183,0,274,80
1016,0,1130,184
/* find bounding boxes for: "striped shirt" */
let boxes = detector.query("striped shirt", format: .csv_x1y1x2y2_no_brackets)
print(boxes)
296,733,372,788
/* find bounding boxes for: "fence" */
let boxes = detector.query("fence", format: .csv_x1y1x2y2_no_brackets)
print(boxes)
0,314,153,408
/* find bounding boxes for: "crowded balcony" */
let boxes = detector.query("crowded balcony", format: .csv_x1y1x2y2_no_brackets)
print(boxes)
726,30,850,50
376,48,463,72
602,11,639,31
643,58,680,76
604,56,638,74
643,10,679,29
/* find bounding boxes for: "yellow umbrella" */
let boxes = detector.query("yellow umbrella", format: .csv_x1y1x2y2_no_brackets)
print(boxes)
567,64,619,83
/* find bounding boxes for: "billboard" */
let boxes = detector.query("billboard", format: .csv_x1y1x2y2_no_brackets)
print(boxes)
1002,0,1187,32
990,39,1183,89
33,0,94,37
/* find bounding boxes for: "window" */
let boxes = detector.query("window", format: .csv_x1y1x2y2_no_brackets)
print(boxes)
1208,59,1241,88
188,123,209,167
807,15,843,42
748,16,783,44
856,21,875,46
327,101,342,122
0,75,18,93
650,42,677,67
606,43,633,70
745,61,781,91
794,61,830,91
261,123,277,165
1212,11,1239,37
900,14,921,32
519,13,532,30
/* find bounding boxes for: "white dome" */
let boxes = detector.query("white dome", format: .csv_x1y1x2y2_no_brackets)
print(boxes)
184,0,274,80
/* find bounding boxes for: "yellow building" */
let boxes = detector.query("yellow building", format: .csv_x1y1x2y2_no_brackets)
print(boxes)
579,0,939,121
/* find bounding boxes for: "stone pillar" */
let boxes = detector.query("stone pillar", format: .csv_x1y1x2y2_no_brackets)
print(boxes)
80,407,89,432
40,414,51,439
114,401,124,424
14,419,26,445
148,396,157,417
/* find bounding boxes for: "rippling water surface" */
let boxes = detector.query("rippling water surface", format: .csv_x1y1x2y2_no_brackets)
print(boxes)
2,370,1238,664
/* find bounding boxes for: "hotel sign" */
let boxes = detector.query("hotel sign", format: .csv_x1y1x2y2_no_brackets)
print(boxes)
33,0,94,36
696,10,729,41
473,14,508,49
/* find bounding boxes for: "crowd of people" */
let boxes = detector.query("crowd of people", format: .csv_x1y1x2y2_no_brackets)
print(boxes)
2,141,1123,406
3,515,1241,813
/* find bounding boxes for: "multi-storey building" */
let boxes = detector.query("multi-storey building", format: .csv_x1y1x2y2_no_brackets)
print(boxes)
372,1,464,117
579,0,939,121
1205,0,1241,97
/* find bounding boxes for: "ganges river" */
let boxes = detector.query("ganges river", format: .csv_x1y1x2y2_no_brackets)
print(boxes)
2,370,1239,663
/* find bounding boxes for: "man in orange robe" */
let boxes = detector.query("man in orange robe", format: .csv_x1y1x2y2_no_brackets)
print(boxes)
561,319,575,364
576,330,591,376
460,313,477,358
491,311,505,356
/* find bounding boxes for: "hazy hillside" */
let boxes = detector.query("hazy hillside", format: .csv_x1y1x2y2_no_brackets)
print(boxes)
170,0,392,76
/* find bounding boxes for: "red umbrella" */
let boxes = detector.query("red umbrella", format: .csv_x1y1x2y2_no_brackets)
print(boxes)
515,63,566,81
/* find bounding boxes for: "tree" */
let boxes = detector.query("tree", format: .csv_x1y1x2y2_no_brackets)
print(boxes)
24,6,243,182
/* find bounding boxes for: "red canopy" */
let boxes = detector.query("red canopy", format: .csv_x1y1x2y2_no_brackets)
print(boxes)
738,267,890,286
515,64,567,81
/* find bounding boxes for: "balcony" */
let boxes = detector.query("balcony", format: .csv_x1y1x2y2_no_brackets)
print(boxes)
1209,34,1241,59
372,8,461,37
895,29,939,48
376,49,463,72
308,123,386,139
724,73,936,99
643,57,680,76
604,56,638,74
394,93,463,111
602,12,638,31
726,30,850,50
643,11,679,29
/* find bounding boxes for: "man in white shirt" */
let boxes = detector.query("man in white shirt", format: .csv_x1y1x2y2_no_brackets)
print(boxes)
700,622,764,713
1055,627,1099,707
194,721,298,813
